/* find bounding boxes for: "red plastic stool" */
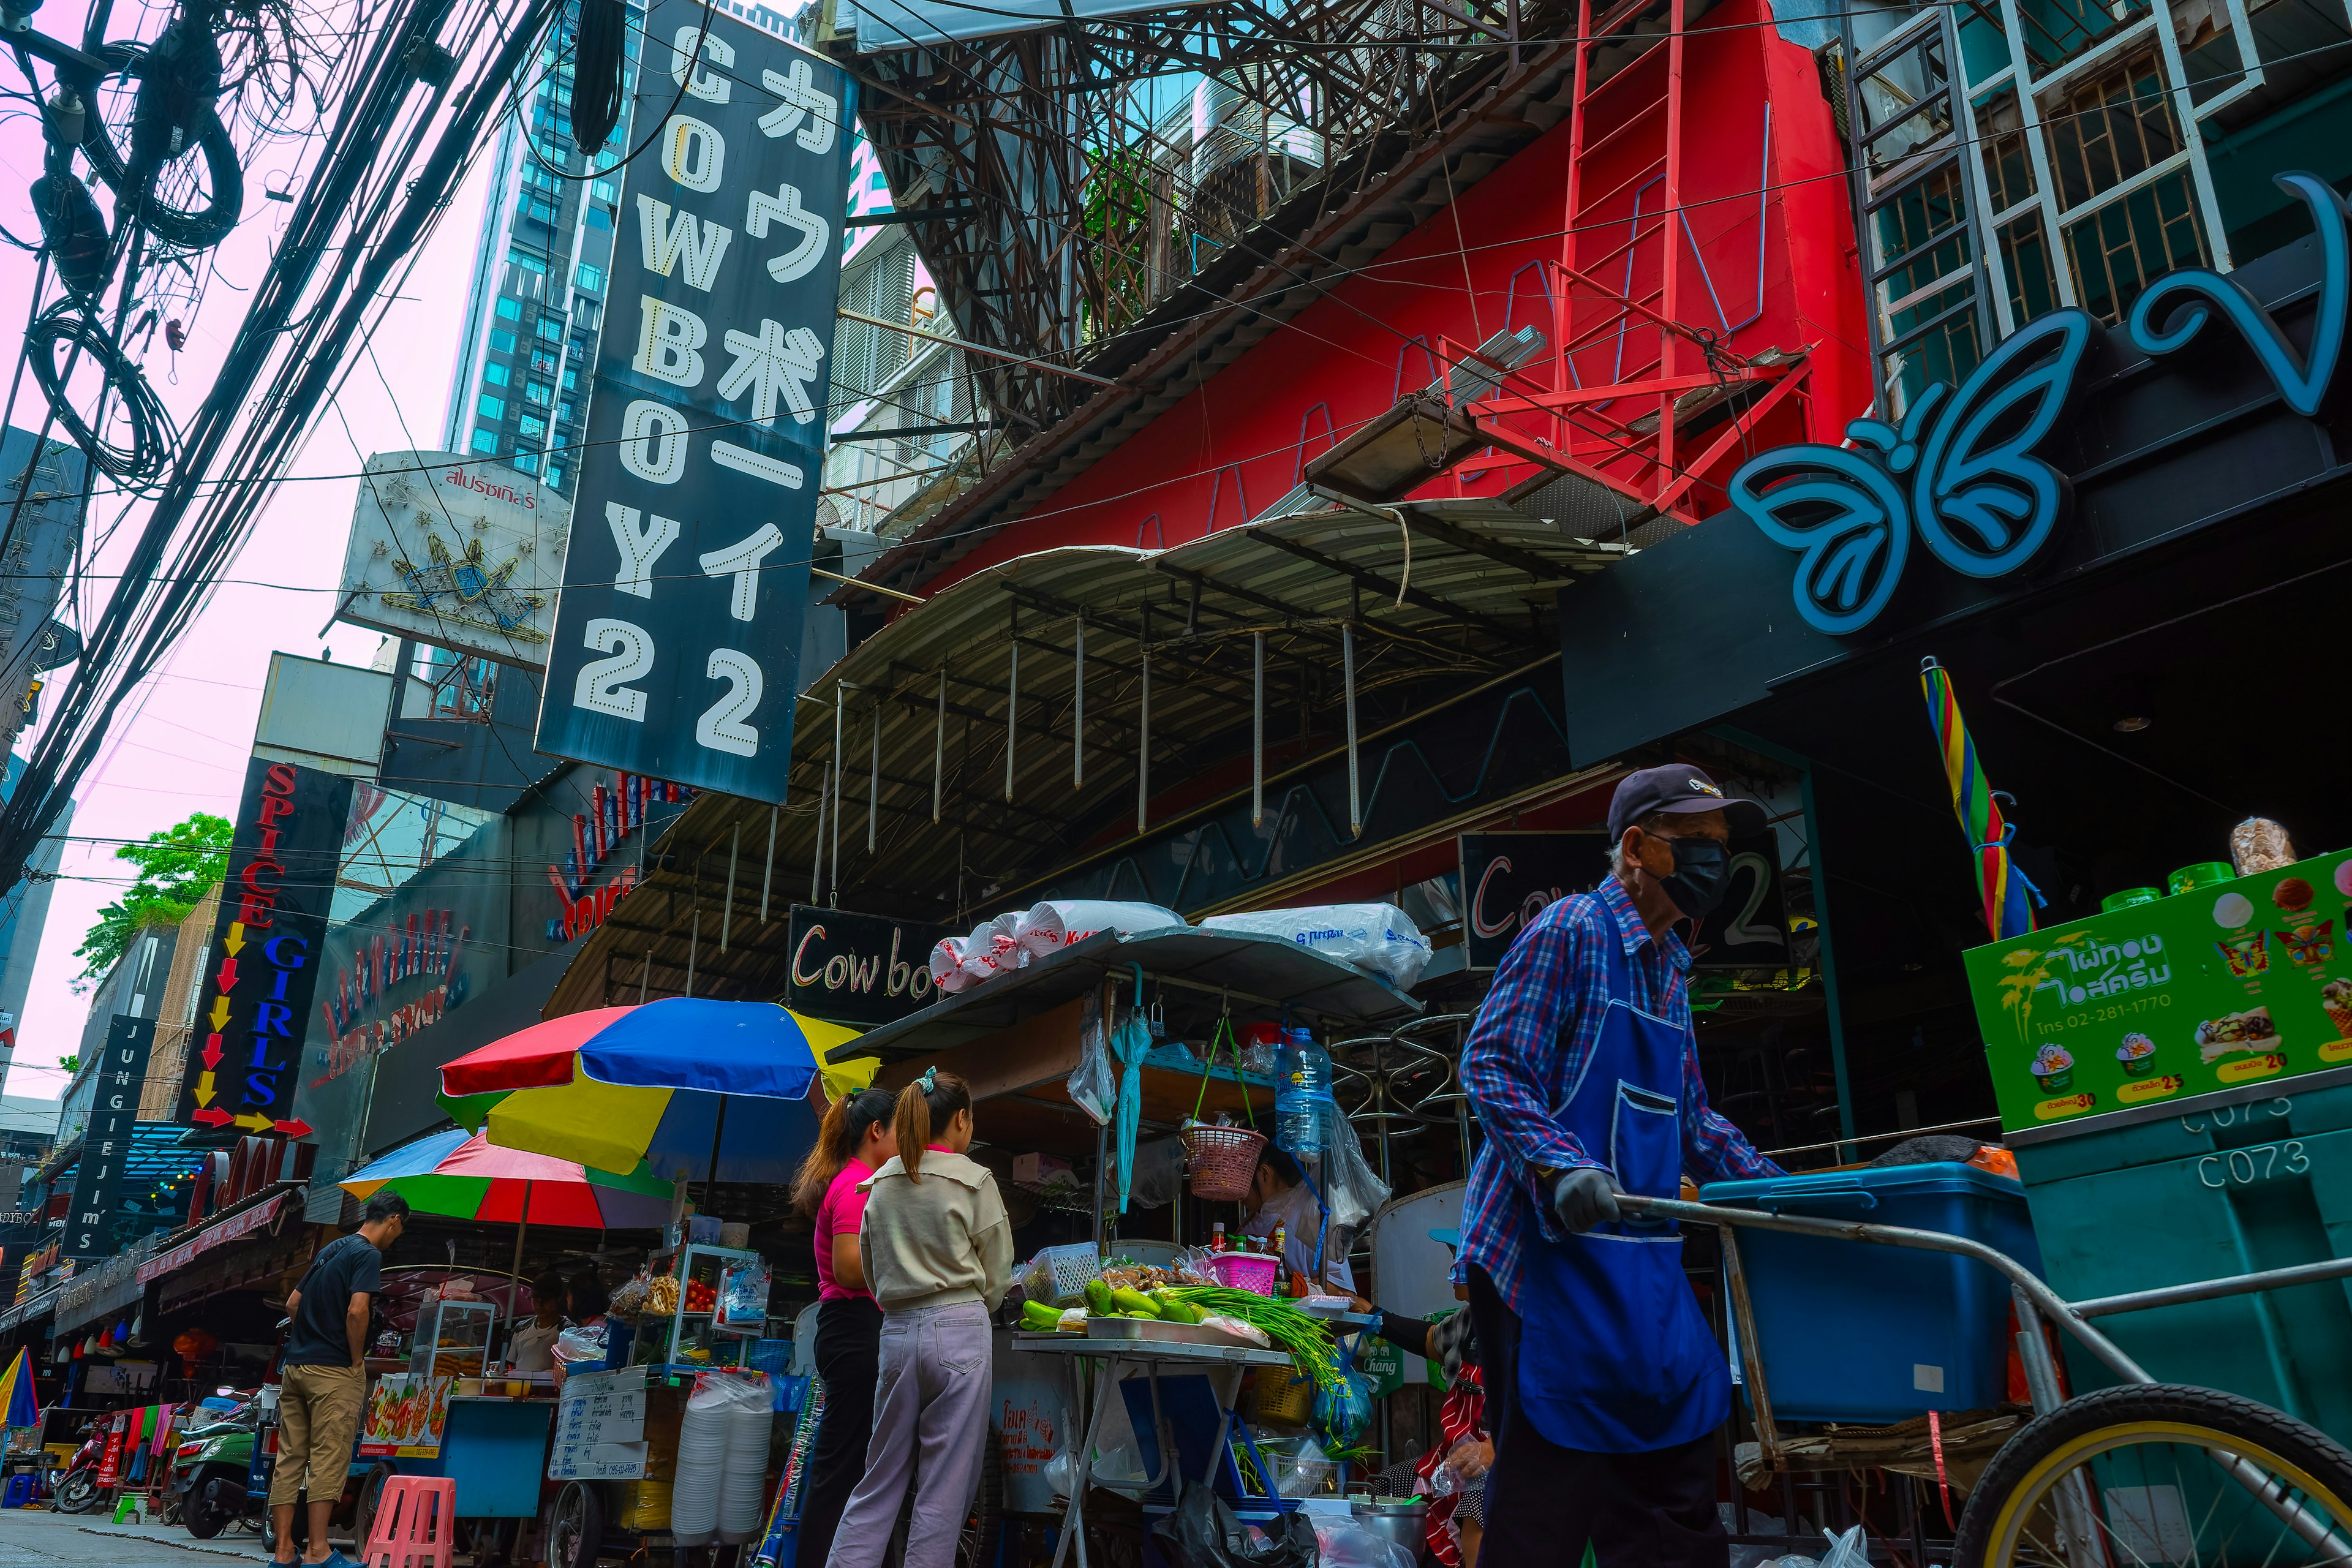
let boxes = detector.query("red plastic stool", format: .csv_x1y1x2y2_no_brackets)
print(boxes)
361,1476,458,1568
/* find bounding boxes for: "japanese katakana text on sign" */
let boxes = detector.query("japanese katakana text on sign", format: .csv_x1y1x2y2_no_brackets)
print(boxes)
535,2,852,801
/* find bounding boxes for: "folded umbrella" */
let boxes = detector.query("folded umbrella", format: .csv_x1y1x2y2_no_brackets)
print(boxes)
1,1348,34,1428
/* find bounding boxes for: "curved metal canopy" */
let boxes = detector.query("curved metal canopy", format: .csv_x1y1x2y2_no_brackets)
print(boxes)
542,495,1627,1019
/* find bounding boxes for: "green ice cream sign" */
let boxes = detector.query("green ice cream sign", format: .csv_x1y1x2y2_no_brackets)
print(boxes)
1965,847,2352,1136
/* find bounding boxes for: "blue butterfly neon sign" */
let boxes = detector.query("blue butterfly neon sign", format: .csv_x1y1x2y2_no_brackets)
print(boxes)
1733,172,2352,636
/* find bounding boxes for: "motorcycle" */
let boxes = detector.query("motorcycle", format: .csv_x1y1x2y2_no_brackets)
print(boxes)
51,1425,107,1514
169,1401,259,1539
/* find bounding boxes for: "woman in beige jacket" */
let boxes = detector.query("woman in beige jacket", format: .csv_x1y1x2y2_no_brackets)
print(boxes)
824,1068,1012,1568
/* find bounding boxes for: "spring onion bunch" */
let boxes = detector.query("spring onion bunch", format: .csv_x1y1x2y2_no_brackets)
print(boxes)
1168,1286,1344,1389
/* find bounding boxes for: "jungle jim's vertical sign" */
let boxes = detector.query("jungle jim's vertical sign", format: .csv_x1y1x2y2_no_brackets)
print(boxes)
176,759,355,1135
534,5,853,802
64,1016,154,1258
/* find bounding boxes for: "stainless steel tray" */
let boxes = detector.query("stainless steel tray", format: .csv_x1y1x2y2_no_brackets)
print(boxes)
1085,1316,1264,1350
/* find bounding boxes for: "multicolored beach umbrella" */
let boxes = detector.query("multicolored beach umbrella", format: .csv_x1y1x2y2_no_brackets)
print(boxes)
1922,656,2039,940
440,998,853,1185
339,1126,675,1229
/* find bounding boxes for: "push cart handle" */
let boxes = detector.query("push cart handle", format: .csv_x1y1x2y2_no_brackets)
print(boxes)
1615,1193,2152,1387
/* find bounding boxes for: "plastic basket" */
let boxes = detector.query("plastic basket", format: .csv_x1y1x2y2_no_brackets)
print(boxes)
1246,1365,1317,1427
1026,1243,1103,1305
1183,1123,1267,1202
1202,1251,1280,1295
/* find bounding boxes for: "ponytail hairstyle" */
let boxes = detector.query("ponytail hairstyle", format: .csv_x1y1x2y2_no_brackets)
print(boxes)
893,1067,973,1183
791,1087,899,1215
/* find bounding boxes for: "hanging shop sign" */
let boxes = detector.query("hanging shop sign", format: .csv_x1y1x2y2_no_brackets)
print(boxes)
1965,846,2352,1140
535,8,854,801
174,759,356,1135
786,905,949,1024
1458,828,1788,970
337,451,566,668
1458,831,1606,970
63,1016,155,1259
1732,173,2350,637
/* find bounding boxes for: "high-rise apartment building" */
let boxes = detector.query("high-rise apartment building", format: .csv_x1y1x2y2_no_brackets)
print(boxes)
440,2,640,496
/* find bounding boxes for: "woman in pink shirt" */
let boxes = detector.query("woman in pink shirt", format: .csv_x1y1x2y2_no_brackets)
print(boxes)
790,1087,898,1566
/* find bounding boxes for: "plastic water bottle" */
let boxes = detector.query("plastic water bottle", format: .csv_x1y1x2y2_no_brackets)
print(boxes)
1276,1028,1332,1156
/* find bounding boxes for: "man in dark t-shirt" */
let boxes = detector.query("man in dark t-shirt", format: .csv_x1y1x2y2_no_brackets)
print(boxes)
272,1191,407,1566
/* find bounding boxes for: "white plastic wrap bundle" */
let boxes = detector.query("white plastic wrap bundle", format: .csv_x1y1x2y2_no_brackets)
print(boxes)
672,1371,775,1547
1197,902,1434,987
929,900,1183,994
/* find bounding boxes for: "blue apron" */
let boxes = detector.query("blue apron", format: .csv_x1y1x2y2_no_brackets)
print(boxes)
1515,925,1730,1453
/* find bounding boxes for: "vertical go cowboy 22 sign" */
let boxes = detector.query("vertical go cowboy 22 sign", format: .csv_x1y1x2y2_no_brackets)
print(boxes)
537,4,852,801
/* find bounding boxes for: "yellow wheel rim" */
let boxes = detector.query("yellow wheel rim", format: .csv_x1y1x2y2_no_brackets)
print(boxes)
1982,1419,2352,1566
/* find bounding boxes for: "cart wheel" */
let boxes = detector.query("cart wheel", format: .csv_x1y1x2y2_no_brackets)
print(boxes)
545,1480,604,1568
350,1463,396,1553
1955,1383,2352,1566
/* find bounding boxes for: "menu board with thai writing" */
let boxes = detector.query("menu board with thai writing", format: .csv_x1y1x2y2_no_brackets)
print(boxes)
1964,847,2352,1137
549,1365,650,1480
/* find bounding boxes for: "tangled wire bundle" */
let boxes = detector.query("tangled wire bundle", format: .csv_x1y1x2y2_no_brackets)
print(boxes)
28,302,178,492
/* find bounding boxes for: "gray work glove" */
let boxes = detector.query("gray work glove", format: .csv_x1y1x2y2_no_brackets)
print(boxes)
1550,1167,1623,1232
1430,1308,1479,1387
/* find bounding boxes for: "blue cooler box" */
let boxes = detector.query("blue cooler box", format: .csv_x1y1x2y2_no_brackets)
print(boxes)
1697,1162,2043,1425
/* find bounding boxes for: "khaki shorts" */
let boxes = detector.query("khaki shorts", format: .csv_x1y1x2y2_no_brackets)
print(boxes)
271,1363,366,1509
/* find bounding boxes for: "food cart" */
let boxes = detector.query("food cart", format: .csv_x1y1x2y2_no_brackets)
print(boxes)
537,1238,783,1568
829,923,1425,1561
251,1272,561,1562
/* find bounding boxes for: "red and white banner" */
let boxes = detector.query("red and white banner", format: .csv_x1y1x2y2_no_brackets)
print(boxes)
137,1193,286,1285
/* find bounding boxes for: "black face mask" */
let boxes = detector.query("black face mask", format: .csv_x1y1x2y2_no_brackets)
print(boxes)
1653,836,1731,919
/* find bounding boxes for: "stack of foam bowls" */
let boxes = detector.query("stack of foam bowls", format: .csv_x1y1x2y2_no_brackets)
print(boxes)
671,1381,731,1547
718,1391,774,1542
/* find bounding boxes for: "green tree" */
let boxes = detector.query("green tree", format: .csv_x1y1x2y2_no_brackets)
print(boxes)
73,812,234,989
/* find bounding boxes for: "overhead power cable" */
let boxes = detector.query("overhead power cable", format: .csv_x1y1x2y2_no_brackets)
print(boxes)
0,0,567,905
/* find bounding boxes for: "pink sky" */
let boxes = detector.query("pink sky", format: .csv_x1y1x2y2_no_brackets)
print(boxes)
0,57,497,1102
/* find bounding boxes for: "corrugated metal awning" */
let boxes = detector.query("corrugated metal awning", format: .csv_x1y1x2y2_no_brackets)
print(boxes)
543,497,1624,1017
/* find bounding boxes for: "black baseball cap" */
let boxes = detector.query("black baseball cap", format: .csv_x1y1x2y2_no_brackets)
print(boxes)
1607,764,1766,841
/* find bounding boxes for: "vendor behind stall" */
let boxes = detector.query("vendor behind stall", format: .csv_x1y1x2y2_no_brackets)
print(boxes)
506,1272,567,1375
1243,1145,1353,1292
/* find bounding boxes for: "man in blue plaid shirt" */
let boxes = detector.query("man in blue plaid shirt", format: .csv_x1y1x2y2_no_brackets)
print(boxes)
1460,764,1783,1567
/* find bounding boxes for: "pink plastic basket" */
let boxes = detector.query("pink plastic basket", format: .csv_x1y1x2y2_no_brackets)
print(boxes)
1202,1251,1281,1297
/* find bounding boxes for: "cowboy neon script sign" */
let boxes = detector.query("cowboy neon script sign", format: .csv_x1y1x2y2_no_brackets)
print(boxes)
1733,173,2351,635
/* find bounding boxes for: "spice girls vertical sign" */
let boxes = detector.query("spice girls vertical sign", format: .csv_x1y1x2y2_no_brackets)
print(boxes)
536,2,853,802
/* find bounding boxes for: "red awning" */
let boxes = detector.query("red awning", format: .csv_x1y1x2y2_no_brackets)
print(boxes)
137,1192,288,1285
437,1006,635,1097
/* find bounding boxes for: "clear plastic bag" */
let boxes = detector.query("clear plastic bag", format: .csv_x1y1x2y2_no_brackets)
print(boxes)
1128,1137,1186,1209
1067,990,1115,1125
1312,1519,1414,1568
1318,1114,1390,1234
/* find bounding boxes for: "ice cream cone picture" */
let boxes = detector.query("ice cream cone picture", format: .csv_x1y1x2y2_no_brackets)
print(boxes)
2324,978,2352,1039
